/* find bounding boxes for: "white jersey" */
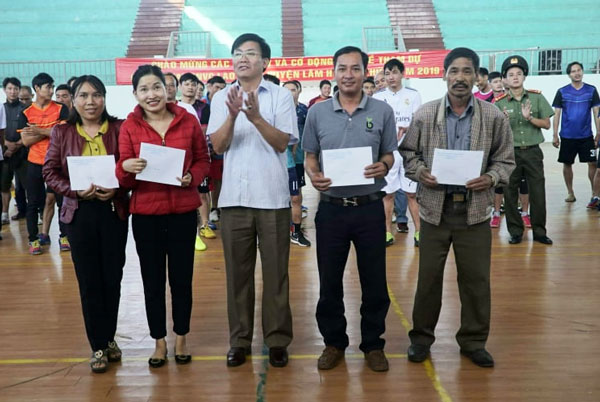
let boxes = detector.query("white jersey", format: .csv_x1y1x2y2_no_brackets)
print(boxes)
177,101,200,122
373,87,421,129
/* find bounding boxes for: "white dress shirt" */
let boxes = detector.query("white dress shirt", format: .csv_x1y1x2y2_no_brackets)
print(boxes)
207,79,297,209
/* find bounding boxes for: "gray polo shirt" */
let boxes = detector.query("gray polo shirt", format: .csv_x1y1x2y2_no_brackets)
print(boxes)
302,92,397,197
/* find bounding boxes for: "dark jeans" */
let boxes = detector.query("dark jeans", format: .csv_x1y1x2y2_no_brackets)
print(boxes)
409,198,491,351
25,162,45,241
132,210,197,339
66,200,128,351
14,174,27,215
394,189,408,224
315,199,390,352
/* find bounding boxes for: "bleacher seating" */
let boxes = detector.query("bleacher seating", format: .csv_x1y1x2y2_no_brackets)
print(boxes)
0,0,138,85
432,0,600,50
179,0,282,58
0,0,139,61
303,0,391,56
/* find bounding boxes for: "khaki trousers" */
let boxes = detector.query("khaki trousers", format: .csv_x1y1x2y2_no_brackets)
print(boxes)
220,207,293,349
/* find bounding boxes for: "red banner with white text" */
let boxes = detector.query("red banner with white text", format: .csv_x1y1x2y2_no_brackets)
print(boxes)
115,50,449,85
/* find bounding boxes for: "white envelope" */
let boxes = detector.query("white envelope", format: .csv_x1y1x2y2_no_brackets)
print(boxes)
430,148,484,186
136,142,185,186
67,155,119,191
322,146,375,187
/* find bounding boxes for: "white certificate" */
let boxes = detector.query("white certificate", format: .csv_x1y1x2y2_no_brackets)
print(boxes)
430,148,484,186
137,142,185,186
67,155,119,191
322,146,374,187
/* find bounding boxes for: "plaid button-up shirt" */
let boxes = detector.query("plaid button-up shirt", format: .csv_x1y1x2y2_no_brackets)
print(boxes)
399,95,516,226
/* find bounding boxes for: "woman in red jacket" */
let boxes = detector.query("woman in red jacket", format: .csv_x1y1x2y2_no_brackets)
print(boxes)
116,65,210,368
43,75,129,373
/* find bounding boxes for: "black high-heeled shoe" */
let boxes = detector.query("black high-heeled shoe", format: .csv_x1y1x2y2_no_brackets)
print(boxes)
148,348,167,368
174,344,192,365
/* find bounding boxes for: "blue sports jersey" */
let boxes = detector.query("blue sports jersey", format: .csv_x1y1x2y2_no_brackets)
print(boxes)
552,83,600,139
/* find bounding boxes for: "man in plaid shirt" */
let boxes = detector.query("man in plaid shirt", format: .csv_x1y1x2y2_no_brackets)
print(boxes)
399,48,515,368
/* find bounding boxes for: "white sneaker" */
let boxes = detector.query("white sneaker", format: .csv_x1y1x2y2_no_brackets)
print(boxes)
1,212,8,225
209,209,219,222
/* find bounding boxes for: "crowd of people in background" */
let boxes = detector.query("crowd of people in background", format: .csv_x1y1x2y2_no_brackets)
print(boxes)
2,31,600,375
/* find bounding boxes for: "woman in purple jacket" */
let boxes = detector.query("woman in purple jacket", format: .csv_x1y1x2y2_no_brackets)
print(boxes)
43,75,129,374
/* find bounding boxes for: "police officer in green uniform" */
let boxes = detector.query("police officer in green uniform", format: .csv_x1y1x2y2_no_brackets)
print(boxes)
494,55,554,245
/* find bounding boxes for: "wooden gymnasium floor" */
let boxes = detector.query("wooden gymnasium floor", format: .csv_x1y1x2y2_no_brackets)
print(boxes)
0,143,598,402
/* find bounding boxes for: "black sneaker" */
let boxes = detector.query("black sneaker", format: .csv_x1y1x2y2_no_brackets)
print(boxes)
396,222,409,233
291,231,311,247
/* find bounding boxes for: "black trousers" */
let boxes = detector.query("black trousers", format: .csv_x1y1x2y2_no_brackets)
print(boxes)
132,210,197,339
25,162,45,241
66,200,128,351
315,199,390,352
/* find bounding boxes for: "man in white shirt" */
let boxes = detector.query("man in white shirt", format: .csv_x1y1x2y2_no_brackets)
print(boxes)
374,59,422,246
207,33,297,369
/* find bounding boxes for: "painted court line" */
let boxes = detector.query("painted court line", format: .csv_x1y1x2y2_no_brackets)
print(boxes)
387,285,453,402
0,354,409,365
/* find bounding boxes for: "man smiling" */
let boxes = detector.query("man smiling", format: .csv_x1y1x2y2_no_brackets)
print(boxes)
303,46,396,372
207,33,297,369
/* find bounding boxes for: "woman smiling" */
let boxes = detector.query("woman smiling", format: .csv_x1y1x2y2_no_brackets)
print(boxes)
116,65,210,368
43,75,129,373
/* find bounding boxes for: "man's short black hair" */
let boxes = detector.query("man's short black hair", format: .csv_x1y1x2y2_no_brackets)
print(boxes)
2,77,21,89
333,46,369,71
55,84,70,93
282,80,300,90
67,76,78,87
363,77,375,85
164,72,179,87
478,67,489,76
488,71,502,81
132,65,165,91
32,72,54,91
207,76,226,85
443,47,480,72
567,61,584,74
231,33,271,59
263,74,280,85
319,79,331,89
383,59,405,73
20,85,32,94
180,72,199,84
293,80,302,90
198,80,205,88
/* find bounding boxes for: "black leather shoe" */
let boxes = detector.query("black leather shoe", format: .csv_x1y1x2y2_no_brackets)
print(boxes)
175,353,192,364
508,235,522,244
407,344,430,363
269,347,288,367
533,235,553,245
227,347,250,367
461,348,494,367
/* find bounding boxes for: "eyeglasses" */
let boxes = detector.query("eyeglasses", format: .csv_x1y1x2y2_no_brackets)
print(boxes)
232,50,261,60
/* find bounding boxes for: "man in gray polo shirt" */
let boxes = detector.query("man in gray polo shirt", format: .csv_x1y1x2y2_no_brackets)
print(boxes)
303,46,397,372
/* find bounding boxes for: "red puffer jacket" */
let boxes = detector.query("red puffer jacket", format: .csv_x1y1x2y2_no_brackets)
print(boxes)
42,120,130,224
116,102,210,215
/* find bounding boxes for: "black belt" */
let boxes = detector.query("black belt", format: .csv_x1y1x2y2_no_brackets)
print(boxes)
320,191,385,207
515,144,539,150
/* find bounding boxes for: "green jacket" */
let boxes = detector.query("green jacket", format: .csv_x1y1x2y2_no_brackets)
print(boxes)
494,89,554,147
